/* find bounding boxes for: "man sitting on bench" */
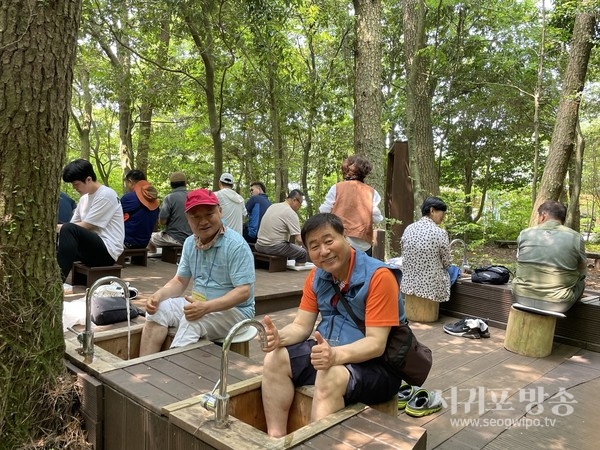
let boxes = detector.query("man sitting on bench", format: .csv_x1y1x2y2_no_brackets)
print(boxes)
140,188,255,356
512,199,587,313
121,169,159,249
57,159,124,283
254,189,307,266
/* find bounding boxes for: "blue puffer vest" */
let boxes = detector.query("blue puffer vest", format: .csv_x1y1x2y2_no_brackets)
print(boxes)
313,250,405,346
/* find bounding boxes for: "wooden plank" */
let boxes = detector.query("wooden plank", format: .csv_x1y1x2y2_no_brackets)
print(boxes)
101,367,180,414
139,357,216,399
335,410,427,450
293,433,356,449
124,393,145,450
103,386,126,450
146,411,170,450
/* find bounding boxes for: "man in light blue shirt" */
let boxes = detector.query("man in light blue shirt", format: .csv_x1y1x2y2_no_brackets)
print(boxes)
140,188,255,355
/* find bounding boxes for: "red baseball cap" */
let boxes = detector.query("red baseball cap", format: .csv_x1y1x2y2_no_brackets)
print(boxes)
185,188,220,212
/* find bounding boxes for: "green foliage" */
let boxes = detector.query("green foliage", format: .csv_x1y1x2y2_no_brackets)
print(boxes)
440,187,532,245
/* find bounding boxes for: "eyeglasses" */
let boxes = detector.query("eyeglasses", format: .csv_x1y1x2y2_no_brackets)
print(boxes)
293,198,303,205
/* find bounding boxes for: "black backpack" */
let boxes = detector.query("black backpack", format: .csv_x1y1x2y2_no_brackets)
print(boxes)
471,265,512,285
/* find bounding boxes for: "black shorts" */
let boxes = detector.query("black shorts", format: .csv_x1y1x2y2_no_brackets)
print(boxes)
286,340,402,405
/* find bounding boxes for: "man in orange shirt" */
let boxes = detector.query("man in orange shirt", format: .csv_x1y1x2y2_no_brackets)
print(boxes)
260,213,404,437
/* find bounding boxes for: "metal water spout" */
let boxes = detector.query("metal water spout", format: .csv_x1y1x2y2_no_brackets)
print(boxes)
200,319,268,428
450,239,471,273
71,276,131,360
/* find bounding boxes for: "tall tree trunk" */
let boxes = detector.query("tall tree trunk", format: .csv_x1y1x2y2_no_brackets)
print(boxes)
566,121,585,230
530,4,596,226
92,3,134,179
403,0,438,211
0,0,82,446
531,1,547,205
183,1,225,190
71,65,93,160
353,0,384,195
137,12,172,175
268,73,286,201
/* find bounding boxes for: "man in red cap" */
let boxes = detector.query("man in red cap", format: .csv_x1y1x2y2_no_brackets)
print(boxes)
140,188,256,355
121,170,160,249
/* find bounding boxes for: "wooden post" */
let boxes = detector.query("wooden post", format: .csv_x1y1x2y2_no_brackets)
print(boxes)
504,306,556,357
372,229,386,261
405,294,440,322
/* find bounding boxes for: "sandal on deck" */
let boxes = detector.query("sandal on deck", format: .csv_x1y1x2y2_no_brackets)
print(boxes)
397,384,421,410
405,388,443,417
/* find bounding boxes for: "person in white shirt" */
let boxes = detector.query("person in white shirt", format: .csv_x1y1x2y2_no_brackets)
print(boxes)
57,159,124,282
214,173,246,235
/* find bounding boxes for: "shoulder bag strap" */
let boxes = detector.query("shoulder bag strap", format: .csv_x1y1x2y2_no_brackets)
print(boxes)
332,282,365,333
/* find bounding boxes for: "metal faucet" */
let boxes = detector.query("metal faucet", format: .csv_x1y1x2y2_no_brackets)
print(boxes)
450,239,471,273
73,276,131,360
200,319,268,428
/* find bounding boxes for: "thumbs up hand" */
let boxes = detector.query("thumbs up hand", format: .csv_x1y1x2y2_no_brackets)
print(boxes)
262,315,280,353
310,331,336,370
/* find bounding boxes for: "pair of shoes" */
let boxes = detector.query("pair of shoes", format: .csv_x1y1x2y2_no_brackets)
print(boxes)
93,281,138,299
398,383,421,410
443,317,490,339
405,388,443,417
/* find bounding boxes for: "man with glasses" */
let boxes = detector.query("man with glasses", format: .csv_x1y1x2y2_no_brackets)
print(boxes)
255,189,307,265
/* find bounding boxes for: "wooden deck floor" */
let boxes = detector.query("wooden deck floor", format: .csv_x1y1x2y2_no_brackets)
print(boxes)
65,262,599,449
247,310,599,450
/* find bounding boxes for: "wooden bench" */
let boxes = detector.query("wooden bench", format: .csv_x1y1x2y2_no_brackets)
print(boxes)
116,247,148,267
161,245,183,264
253,251,288,272
586,251,600,269
72,262,123,288
494,240,518,248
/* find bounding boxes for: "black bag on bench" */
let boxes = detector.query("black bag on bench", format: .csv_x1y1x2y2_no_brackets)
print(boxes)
471,265,512,285
91,296,142,325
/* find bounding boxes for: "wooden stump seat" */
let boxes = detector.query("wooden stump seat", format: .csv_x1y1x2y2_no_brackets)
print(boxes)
72,262,123,288
405,294,440,322
161,245,183,264
116,247,149,267
504,305,558,357
253,251,288,273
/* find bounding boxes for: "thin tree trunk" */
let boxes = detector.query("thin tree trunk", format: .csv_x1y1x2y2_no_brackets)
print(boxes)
531,1,547,205
566,121,585,230
183,2,225,190
137,13,172,175
530,5,596,225
0,0,82,445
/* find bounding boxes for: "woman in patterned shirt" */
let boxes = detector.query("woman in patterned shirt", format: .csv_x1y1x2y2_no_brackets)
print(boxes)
400,197,453,303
